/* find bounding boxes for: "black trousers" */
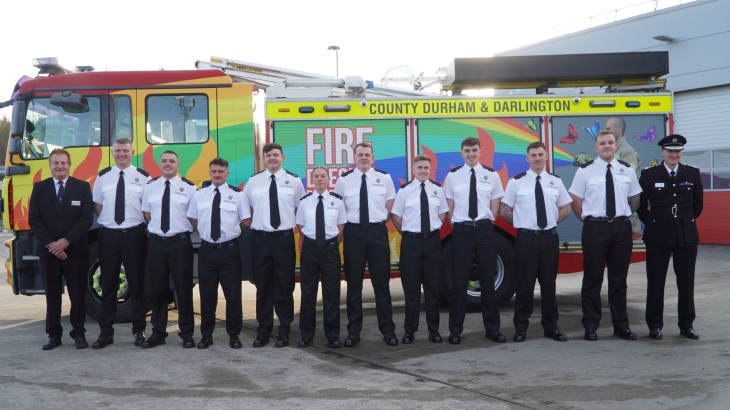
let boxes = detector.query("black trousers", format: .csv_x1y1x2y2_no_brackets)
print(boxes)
148,233,194,339
399,234,441,333
252,230,296,336
198,240,242,337
645,244,697,331
343,223,394,334
580,219,632,330
40,255,88,339
299,237,341,340
98,225,148,335
449,222,500,334
513,231,559,332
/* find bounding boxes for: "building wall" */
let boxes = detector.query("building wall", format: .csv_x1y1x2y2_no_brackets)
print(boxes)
697,191,730,244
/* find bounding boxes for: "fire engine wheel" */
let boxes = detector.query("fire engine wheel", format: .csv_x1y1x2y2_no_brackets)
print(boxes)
439,233,516,309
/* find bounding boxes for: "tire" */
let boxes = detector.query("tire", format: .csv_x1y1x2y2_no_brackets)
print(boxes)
84,240,152,323
438,231,516,308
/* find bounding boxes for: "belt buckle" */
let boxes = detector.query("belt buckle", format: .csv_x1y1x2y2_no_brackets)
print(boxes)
671,205,677,215
213,242,222,248
470,221,478,227
606,217,614,223
534,230,540,235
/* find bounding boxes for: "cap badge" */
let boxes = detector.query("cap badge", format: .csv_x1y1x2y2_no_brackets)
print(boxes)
135,178,139,182
483,176,487,180
672,137,677,142
376,179,380,183
433,191,438,195
620,168,624,173
285,180,289,185
179,188,184,192
228,196,232,200
330,202,334,206
550,181,554,185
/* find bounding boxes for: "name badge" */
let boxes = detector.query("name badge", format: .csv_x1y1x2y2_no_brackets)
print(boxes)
655,183,665,188
71,200,81,206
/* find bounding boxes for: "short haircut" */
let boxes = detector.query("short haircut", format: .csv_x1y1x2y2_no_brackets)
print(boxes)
526,141,546,153
461,137,480,149
413,154,431,163
311,166,329,177
263,142,283,154
209,157,229,168
48,148,71,166
354,142,373,153
160,150,178,159
113,137,132,146
595,130,615,142
608,116,626,130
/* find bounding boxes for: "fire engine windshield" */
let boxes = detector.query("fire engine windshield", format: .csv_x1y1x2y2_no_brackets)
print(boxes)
21,97,101,159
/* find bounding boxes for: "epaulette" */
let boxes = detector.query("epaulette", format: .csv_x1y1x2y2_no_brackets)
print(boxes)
340,169,354,177
329,191,342,200
181,177,195,186
513,172,527,180
300,192,313,201
401,180,413,189
429,179,441,187
98,166,112,177
137,168,150,177
374,168,388,174
147,176,160,184
449,165,463,173
285,170,299,178
580,160,594,168
682,163,697,169
250,169,265,178
481,164,495,172
617,159,631,168
548,172,561,179
227,184,241,192
202,180,212,188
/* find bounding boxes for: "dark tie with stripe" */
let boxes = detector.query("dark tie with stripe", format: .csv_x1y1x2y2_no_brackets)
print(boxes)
211,187,221,241
161,180,170,233
57,181,65,207
606,164,616,218
115,171,125,225
535,175,547,229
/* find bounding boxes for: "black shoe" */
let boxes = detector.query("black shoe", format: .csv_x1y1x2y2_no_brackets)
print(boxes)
614,327,637,340
486,330,506,343
141,335,166,349
680,328,700,340
544,329,568,342
429,331,442,344
344,333,360,347
448,333,461,344
182,336,195,348
401,332,414,345
649,328,663,340
275,335,289,348
513,330,526,342
253,333,270,348
133,332,147,347
198,336,213,349
230,335,242,349
328,338,341,348
42,337,62,350
298,337,313,348
92,334,114,349
584,328,598,341
383,331,398,346
74,336,89,349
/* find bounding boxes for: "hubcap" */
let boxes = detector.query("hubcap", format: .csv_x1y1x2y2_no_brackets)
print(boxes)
466,255,505,299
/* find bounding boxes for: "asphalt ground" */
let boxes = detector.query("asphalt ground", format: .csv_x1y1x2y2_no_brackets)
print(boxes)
1,229,729,409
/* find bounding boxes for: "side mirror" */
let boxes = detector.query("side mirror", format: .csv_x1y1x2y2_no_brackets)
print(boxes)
10,100,26,138
8,138,23,155
51,91,89,113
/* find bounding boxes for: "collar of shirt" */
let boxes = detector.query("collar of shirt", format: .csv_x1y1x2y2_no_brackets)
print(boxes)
664,162,679,175
594,157,618,169
353,167,372,179
265,168,285,180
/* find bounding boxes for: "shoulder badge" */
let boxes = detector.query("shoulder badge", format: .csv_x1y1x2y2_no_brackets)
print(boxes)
481,164,495,172
329,191,343,200
98,166,112,177
300,192,313,201
227,184,241,192
547,172,561,179
373,168,388,174
285,169,299,178
137,168,150,177
580,160,594,168
147,176,160,184
429,179,441,187
682,162,698,169
400,180,413,189
449,165,463,173
201,180,212,188
617,159,631,168
250,169,265,178
513,172,527,180
181,177,195,186
340,169,354,177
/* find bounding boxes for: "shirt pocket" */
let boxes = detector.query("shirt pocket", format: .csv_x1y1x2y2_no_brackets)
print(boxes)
452,183,469,200
586,176,605,196
147,194,162,204
344,187,360,208
220,202,238,213
405,197,420,208
370,185,386,195
615,174,631,193
477,181,492,196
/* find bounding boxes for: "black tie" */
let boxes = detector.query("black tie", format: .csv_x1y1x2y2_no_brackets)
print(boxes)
420,183,430,234
535,175,547,229
360,174,369,229
670,170,676,179
161,180,170,233
57,181,65,207
115,171,125,225
606,164,616,218
211,187,221,241
316,195,326,248
468,168,478,220
270,175,281,229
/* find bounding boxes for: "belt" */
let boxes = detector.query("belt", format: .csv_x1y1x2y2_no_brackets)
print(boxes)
402,230,440,238
584,216,629,222
518,228,557,235
151,232,190,240
252,229,292,237
302,235,338,246
346,221,385,226
102,223,146,233
454,219,492,227
201,238,239,248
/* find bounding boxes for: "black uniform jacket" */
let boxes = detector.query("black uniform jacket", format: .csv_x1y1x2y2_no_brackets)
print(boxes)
28,176,94,257
637,161,703,247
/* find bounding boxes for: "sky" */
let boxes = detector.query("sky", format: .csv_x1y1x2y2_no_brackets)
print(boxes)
1,0,691,118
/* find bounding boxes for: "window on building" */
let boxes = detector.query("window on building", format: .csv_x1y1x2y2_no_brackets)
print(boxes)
683,148,730,190
146,94,209,144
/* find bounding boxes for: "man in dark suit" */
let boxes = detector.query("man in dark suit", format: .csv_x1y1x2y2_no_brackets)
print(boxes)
637,134,704,340
29,148,94,350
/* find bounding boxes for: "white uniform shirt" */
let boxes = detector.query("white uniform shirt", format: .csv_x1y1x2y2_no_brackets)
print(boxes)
142,176,196,236
92,165,150,229
502,169,572,230
391,179,449,233
334,167,396,224
187,183,250,243
569,158,642,219
296,190,347,240
443,164,505,223
244,168,304,232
